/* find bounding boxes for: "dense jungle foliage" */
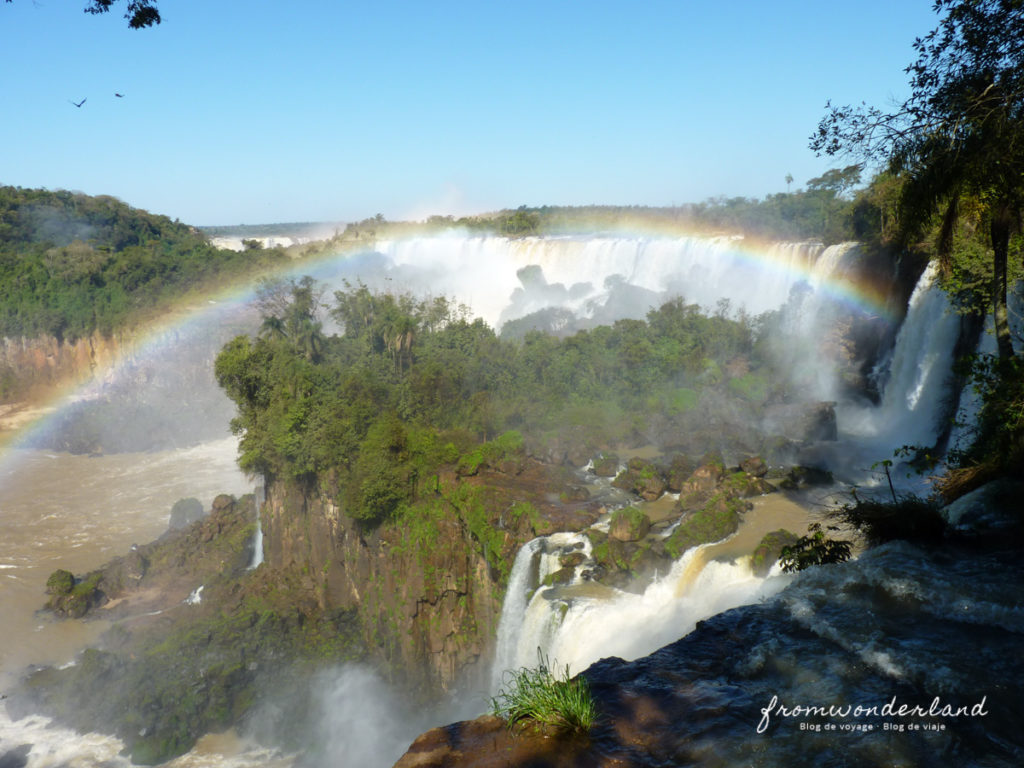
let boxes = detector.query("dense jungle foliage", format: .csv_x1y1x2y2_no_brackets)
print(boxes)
0,185,287,341
215,278,770,525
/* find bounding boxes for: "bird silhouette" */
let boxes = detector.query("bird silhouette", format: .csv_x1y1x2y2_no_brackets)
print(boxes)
115,93,124,98
69,98,87,108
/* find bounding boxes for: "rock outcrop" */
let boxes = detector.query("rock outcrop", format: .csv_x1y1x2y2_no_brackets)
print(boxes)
262,459,605,695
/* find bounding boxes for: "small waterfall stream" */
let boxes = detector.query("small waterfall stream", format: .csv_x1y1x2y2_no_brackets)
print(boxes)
249,477,265,569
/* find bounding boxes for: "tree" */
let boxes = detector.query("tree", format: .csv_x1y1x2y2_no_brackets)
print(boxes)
811,0,1024,360
5,0,160,28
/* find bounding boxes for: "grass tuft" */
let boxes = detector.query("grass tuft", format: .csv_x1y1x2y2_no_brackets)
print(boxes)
491,650,597,734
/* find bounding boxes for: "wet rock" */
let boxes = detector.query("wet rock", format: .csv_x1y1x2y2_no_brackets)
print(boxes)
612,458,667,501
591,452,620,477
168,496,205,531
739,455,769,477
559,551,587,569
543,566,576,587
562,485,591,503
680,462,724,495
665,454,695,492
44,570,101,618
943,480,1024,541
750,529,799,577
722,471,776,498
779,465,834,489
0,744,31,768
609,507,652,542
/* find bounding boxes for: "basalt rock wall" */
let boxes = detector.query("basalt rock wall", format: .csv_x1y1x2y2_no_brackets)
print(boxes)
0,332,126,395
262,475,529,696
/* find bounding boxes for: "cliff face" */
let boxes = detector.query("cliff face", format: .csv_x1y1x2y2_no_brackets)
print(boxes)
0,332,125,396
262,464,604,696
262,481,497,694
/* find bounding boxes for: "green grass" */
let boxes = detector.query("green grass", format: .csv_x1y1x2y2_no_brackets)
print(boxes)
491,651,597,734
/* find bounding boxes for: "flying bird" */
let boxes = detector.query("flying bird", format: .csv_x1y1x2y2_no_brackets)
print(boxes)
115,93,124,98
69,98,87,108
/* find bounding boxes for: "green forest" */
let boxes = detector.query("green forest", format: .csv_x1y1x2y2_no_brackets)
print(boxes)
0,186,287,341
215,278,774,526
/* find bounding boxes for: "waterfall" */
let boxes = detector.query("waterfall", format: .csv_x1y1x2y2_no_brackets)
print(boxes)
828,262,962,486
490,532,592,689
249,477,265,569
373,235,834,328
491,535,792,687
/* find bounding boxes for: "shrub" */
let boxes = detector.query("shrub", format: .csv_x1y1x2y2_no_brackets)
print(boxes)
832,494,945,546
780,523,852,572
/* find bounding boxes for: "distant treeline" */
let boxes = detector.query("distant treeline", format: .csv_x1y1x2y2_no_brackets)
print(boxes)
202,222,344,239
0,186,288,341
337,165,881,244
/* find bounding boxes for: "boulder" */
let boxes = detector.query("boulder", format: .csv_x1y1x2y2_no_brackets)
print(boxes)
680,462,724,495
211,494,235,511
739,456,769,477
612,459,668,501
168,497,205,531
609,507,652,542
665,454,694,492
591,452,620,477
750,529,799,577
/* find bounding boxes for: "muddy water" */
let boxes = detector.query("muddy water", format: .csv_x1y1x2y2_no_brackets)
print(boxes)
0,438,251,690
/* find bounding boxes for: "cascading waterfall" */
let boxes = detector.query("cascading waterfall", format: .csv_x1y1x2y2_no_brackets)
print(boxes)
490,532,792,686
374,235,833,327
829,262,964,487
486,241,965,687
490,533,592,689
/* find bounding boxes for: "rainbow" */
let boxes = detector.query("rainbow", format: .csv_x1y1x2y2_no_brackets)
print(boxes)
0,230,913,458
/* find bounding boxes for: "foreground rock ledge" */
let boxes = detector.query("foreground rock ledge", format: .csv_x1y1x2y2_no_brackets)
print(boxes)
394,539,1024,767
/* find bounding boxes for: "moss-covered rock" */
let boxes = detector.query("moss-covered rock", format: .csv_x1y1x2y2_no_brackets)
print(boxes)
591,452,620,477
611,459,667,501
44,571,101,618
750,529,800,577
45,568,75,595
609,507,651,542
664,493,751,559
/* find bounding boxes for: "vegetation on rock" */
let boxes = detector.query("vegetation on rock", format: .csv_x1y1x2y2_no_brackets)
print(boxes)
491,651,597,735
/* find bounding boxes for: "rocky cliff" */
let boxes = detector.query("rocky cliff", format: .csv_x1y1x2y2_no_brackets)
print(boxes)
262,461,604,696
0,332,125,397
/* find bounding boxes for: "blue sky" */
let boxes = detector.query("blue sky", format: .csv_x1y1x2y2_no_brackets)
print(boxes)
2,1,939,226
